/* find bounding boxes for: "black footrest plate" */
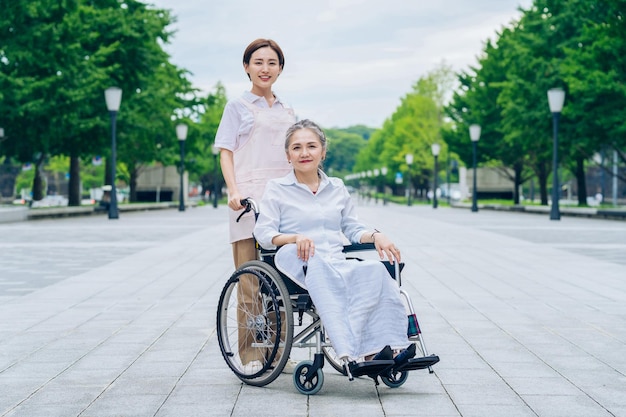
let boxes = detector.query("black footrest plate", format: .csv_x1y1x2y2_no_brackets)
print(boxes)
396,354,440,371
349,360,395,377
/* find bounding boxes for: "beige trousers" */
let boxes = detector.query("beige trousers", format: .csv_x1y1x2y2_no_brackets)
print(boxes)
233,238,264,365
233,238,286,366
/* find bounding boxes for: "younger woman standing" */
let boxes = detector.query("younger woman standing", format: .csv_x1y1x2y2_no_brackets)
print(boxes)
214,38,296,366
215,38,295,266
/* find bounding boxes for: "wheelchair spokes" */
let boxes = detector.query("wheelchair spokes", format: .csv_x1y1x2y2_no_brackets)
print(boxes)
216,261,293,386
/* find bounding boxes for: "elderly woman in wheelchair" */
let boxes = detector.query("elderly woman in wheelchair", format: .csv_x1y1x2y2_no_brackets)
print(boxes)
216,119,438,394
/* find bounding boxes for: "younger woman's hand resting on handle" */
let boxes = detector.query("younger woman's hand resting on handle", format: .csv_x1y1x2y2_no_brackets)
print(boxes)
362,231,401,264
227,192,244,211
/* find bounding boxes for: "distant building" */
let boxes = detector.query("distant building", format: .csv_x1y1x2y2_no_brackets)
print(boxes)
0,162,20,202
135,165,187,203
466,167,515,200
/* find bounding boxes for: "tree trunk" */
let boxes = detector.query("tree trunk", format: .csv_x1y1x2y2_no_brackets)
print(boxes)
32,153,46,201
538,161,548,205
513,162,522,205
129,166,138,203
576,156,587,206
68,153,81,206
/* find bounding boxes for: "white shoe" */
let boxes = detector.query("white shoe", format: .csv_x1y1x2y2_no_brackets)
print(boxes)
243,360,263,373
282,358,298,374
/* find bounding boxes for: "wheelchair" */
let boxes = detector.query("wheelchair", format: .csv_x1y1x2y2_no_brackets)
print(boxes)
216,199,439,395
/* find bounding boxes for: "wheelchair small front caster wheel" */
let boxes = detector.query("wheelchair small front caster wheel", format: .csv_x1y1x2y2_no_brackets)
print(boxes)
293,360,324,395
380,370,408,388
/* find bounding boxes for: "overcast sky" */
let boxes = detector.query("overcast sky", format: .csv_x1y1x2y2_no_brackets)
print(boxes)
147,0,533,129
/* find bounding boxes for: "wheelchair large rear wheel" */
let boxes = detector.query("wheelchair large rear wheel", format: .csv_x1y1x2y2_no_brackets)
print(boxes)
217,260,294,387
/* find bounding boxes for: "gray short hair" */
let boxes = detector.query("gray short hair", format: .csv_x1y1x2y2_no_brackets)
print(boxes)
284,119,327,151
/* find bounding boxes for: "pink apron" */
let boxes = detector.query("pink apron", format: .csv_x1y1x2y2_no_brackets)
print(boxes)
228,99,295,243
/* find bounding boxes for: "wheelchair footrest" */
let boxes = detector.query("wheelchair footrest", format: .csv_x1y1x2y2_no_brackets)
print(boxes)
395,354,440,372
348,360,395,378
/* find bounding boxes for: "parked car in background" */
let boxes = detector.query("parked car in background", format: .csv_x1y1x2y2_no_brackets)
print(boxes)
12,198,31,206
30,195,69,208
439,183,463,201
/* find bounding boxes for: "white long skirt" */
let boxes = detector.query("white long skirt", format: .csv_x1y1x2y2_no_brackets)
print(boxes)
275,245,409,361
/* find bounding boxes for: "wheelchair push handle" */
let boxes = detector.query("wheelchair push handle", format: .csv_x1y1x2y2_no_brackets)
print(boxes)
236,198,259,222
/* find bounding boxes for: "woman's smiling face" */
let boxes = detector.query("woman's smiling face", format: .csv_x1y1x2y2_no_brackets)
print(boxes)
287,129,326,174
244,46,281,93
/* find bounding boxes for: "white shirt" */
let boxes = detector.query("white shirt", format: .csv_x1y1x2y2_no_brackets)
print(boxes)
253,170,368,259
215,90,290,152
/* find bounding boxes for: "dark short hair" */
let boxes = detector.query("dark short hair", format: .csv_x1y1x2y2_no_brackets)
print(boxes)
243,39,285,69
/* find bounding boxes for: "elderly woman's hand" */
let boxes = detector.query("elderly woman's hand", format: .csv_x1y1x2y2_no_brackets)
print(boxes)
295,234,315,262
372,232,401,263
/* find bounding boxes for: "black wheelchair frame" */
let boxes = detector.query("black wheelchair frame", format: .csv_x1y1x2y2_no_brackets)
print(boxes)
216,199,439,394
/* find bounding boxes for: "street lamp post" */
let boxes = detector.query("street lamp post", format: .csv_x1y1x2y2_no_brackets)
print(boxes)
444,154,449,205
361,172,366,201
104,87,122,220
431,143,440,209
366,170,372,203
469,124,481,212
373,168,380,204
547,88,565,221
176,123,188,212
212,144,220,208
381,166,388,205
405,153,413,206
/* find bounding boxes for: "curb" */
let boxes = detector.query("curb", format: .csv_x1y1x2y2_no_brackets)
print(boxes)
451,202,626,220
0,202,181,223
0,207,28,223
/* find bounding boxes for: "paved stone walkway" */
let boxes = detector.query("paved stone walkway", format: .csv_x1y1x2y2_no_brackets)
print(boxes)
0,203,625,417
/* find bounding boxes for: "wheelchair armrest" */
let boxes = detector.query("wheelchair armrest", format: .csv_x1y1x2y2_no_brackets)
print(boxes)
261,243,368,258
259,246,277,255
255,238,277,255
342,243,376,253
343,243,404,280
266,242,376,254
382,261,405,279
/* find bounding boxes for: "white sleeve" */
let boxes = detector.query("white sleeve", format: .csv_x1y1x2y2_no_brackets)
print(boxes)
253,182,282,250
214,100,242,151
340,183,368,243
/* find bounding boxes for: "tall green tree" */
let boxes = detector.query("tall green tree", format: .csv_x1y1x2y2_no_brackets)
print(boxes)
356,88,444,198
186,83,229,198
324,128,369,176
338,125,376,140
447,28,540,205
500,0,602,206
115,62,196,202
355,66,454,198
1,0,100,201
446,0,611,206
561,0,626,185
0,0,192,205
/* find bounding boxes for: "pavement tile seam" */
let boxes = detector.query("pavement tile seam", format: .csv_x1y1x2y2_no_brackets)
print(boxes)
435,296,625,412
364,208,620,412
2,205,626,416
76,252,220,414
1,246,222,416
